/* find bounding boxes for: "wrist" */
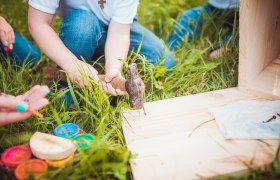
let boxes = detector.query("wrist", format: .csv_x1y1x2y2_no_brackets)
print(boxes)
105,61,123,74
59,58,79,70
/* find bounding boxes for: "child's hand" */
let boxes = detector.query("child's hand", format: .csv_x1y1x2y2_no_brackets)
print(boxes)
64,60,99,86
102,70,126,96
0,85,49,126
0,16,14,50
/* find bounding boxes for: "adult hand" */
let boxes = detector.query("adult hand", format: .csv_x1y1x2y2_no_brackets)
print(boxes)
0,16,14,50
101,70,126,96
0,85,49,126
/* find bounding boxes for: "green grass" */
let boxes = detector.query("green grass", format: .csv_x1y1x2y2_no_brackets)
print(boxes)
1,0,276,180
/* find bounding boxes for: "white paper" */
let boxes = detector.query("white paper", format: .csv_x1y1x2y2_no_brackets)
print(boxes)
209,100,280,139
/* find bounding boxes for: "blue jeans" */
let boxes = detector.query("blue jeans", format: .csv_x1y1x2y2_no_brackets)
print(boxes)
0,32,41,66
59,9,175,70
166,4,239,51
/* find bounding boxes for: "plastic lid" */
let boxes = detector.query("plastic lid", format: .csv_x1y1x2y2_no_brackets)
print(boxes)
53,123,79,138
46,154,74,168
1,145,32,168
72,133,94,149
15,159,48,180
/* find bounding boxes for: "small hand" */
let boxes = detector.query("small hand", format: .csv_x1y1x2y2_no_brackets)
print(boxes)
64,60,99,86
0,85,49,126
102,70,126,96
0,16,15,51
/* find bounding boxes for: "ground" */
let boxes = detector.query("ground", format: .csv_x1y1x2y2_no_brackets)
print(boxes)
1,0,274,180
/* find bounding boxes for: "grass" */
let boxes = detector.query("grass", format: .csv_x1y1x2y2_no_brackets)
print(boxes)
1,0,276,180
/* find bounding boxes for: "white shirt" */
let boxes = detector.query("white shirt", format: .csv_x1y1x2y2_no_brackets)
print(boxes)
208,0,239,9
29,0,139,25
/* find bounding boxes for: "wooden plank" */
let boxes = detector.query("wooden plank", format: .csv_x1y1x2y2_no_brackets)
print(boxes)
122,88,279,179
239,0,280,98
243,63,280,98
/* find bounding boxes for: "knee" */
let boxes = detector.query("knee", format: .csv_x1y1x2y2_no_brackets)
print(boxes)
145,45,175,71
26,48,41,65
60,10,101,42
10,33,41,66
179,6,202,22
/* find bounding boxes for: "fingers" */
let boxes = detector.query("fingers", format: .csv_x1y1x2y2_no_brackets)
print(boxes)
0,26,14,50
116,89,126,96
0,31,8,49
0,85,49,112
0,111,32,126
29,98,49,111
101,81,126,96
0,96,49,127
0,95,23,110
21,85,49,103
7,30,14,50
86,66,99,82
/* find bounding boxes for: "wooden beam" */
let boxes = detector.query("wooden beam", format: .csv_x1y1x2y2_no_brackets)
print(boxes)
239,0,280,98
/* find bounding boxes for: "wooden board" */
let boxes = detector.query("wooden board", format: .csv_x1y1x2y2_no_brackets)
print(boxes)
122,88,279,179
243,63,280,99
239,0,280,98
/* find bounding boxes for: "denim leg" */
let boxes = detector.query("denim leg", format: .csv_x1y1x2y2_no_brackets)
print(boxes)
0,32,41,66
130,21,175,71
166,5,210,51
59,9,106,63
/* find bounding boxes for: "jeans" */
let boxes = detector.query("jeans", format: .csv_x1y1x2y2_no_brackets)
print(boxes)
0,32,41,66
166,4,239,51
59,9,175,70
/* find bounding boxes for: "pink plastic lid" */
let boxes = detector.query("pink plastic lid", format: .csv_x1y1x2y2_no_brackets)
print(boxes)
1,145,32,168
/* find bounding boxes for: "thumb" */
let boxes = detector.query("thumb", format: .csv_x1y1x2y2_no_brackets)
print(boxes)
104,73,117,83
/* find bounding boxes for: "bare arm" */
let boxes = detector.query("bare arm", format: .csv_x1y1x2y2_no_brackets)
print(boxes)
102,20,130,96
28,7,99,85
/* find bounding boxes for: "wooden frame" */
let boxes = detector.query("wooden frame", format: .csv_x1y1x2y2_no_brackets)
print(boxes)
239,0,280,99
122,0,280,179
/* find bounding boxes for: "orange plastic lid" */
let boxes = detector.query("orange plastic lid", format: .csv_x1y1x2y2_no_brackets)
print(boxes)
46,154,74,168
15,159,48,180
1,144,32,168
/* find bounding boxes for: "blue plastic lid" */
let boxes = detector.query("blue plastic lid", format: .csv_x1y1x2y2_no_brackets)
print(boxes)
53,123,80,138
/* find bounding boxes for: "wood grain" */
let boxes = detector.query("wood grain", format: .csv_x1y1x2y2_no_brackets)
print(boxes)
122,88,279,179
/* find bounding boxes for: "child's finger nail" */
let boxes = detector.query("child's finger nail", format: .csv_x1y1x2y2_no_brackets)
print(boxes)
9,44,13,50
3,41,8,47
16,103,28,112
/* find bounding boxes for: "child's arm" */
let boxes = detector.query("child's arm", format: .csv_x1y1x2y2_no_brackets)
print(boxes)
102,20,130,96
28,7,99,86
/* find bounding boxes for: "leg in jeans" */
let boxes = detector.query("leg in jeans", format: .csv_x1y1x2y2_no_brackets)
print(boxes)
0,32,41,66
59,9,106,62
166,5,211,51
130,21,175,71
58,9,105,108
